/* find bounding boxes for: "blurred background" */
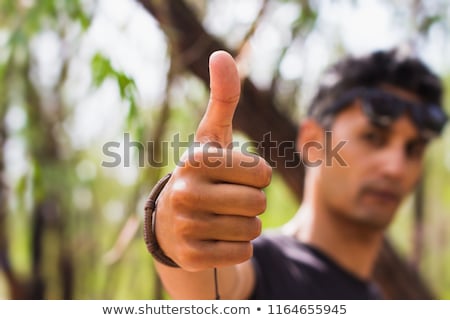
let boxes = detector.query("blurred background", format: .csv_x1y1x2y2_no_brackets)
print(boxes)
0,0,449,299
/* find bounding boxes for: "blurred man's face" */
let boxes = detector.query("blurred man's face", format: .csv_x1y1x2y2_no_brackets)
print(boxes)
317,88,427,230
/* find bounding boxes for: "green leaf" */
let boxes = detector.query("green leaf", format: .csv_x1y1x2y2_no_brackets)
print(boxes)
90,52,140,131
117,72,135,100
419,15,443,34
91,53,114,86
67,0,92,30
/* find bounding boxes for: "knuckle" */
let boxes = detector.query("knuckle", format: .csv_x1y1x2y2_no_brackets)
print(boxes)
169,182,206,212
178,148,205,170
169,187,192,210
238,243,253,261
180,146,226,172
172,215,192,238
249,158,272,188
248,217,262,240
174,214,212,242
181,246,207,272
260,161,273,187
192,148,207,167
211,93,240,106
177,243,203,271
198,131,225,146
253,190,267,214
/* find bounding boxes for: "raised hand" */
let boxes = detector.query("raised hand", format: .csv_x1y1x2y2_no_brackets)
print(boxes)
155,51,272,272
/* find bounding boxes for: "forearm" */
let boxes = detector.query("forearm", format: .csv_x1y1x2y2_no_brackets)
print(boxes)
155,260,255,300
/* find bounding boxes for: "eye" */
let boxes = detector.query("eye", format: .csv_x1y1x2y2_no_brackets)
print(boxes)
406,140,426,159
361,130,386,147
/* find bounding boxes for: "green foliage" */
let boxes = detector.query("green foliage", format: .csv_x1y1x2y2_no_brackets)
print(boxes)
0,0,449,300
91,53,141,135
291,0,318,35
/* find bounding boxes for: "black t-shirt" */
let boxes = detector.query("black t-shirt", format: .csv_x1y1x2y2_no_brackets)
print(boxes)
250,233,382,299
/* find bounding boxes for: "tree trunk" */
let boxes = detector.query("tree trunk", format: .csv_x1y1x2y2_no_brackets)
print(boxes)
24,61,74,299
138,0,434,299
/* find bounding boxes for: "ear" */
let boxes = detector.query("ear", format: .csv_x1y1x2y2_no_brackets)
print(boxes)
296,119,325,166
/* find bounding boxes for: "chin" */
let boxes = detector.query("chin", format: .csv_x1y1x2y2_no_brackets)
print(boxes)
355,207,397,230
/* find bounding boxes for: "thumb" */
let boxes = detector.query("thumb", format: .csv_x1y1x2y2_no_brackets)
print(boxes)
195,50,241,147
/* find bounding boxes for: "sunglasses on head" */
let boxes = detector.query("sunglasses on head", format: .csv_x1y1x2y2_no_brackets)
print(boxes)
320,87,448,139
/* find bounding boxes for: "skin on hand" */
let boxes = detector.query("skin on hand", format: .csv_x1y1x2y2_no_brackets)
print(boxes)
155,51,272,273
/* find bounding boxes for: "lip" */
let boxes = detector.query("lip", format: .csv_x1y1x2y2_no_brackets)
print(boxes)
364,189,401,204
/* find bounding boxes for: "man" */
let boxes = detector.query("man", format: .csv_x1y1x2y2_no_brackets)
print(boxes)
144,49,447,299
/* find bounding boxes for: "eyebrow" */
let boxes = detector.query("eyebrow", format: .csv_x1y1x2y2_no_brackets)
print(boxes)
365,119,391,131
365,120,429,145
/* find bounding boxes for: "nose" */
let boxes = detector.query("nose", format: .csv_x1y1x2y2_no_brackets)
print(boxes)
379,145,408,181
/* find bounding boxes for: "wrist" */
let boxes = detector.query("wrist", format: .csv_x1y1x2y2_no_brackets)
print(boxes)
143,173,180,268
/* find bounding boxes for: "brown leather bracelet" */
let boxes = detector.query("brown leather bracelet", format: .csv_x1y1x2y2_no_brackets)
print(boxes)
144,173,180,268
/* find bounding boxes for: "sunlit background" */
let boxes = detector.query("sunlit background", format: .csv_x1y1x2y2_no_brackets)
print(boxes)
0,0,449,299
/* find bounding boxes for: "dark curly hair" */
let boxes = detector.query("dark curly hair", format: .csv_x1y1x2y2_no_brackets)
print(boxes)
307,49,443,121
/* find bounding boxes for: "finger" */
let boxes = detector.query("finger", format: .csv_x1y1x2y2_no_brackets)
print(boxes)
194,215,262,242
179,148,272,188
193,183,267,217
195,50,241,147
206,156,271,189
183,241,253,269
204,150,272,188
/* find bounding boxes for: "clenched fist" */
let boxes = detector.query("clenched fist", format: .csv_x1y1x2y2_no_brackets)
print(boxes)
154,51,272,272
